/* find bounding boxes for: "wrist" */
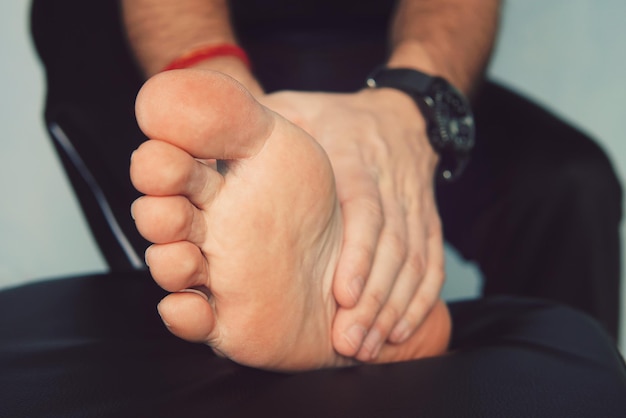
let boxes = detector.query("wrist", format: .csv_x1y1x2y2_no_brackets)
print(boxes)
387,40,469,95
161,44,264,97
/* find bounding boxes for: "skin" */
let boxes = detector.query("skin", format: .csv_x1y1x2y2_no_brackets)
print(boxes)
130,70,451,370
123,0,500,363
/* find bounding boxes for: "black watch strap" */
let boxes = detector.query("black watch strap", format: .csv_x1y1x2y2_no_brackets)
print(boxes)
366,67,433,93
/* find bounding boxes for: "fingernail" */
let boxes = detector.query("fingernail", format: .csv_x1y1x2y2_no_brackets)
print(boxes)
130,200,137,220
391,319,411,343
362,329,383,360
348,277,364,304
343,324,367,351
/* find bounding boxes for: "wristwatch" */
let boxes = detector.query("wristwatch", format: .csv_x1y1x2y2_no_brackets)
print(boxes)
366,67,475,182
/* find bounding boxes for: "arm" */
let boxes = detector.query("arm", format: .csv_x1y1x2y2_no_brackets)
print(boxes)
122,0,262,94
272,0,502,360
389,0,501,95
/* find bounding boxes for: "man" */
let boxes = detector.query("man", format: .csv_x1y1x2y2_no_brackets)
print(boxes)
122,0,621,368
123,0,503,364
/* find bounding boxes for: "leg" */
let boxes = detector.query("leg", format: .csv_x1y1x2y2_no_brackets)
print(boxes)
130,69,450,371
437,81,623,339
3,272,625,417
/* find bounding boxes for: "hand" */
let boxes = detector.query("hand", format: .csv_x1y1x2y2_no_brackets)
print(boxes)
261,88,446,362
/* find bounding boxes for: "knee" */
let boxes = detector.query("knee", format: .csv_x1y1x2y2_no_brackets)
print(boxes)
539,139,622,219
522,302,619,361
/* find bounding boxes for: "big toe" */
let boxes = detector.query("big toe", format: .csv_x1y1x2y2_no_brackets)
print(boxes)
135,69,274,161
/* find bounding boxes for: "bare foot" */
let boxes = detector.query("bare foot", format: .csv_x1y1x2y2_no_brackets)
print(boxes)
130,70,450,371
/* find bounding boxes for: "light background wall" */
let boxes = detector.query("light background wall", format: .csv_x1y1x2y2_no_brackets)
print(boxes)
1,0,624,351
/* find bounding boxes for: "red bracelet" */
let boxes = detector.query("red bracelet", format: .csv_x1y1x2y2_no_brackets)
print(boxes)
162,44,251,72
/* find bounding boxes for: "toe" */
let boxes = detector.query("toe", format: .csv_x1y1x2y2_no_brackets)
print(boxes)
132,195,207,244
146,242,209,292
131,140,223,207
157,292,218,344
135,70,274,161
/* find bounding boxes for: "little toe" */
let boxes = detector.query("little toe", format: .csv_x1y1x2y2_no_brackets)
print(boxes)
157,292,218,344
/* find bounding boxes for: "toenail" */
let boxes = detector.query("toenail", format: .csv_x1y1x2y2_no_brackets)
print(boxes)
343,324,367,351
212,347,227,358
348,277,364,304
156,304,171,327
144,247,151,267
179,288,210,302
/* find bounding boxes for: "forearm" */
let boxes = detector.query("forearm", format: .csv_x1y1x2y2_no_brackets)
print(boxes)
388,0,501,95
122,0,261,93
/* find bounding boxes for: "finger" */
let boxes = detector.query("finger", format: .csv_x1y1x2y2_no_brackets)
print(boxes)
145,241,210,292
332,164,383,308
157,291,219,345
131,195,207,245
356,197,444,360
131,139,224,208
358,237,428,359
389,220,445,344
376,300,451,363
135,69,274,161
332,205,407,357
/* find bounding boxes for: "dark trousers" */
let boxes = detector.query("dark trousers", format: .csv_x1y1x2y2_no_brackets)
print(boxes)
2,271,625,417
31,0,622,338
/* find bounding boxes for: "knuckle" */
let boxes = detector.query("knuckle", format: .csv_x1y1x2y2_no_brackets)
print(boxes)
359,195,384,225
386,231,408,261
350,244,375,269
364,288,387,314
406,251,427,276
379,303,402,325
411,290,436,315
368,133,392,161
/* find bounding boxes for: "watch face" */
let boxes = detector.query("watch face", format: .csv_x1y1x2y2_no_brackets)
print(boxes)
429,79,475,152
